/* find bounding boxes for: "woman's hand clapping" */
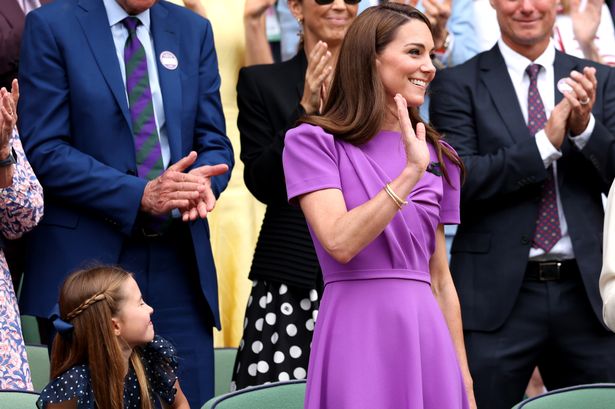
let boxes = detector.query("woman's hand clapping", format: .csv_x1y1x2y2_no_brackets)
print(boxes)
300,41,333,114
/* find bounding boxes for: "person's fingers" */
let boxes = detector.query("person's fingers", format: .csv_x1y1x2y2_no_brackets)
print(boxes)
166,171,207,188
196,201,208,218
11,79,19,107
395,93,413,136
559,92,577,114
167,151,198,172
308,41,327,68
161,199,191,213
415,122,426,142
583,66,597,90
200,186,217,212
564,75,590,103
570,69,594,94
190,163,229,177
315,64,333,88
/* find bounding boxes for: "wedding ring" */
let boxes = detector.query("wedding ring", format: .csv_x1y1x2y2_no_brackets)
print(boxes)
580,97,590,105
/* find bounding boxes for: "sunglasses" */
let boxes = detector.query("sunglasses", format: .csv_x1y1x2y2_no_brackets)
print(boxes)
314,0,362,5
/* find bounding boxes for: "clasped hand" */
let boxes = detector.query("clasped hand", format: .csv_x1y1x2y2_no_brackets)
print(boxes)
140,151,228,221
544,66,596,148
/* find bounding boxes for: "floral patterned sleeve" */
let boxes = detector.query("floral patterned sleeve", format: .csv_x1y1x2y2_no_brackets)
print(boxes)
0,129,44,239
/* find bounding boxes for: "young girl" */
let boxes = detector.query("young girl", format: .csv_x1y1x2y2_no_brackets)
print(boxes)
37,266,190,409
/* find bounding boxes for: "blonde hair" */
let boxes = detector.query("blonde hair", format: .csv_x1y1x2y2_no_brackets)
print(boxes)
51,266,152,409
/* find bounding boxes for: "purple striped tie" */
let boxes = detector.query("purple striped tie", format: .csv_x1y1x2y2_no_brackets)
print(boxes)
527,64,562,252
123,17,164,181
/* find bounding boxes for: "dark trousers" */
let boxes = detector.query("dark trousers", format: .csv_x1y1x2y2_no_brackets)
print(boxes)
465,265,615,409
119,223,215,408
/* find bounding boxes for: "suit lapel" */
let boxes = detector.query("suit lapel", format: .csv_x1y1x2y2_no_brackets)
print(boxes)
553,50,577,106
75,0,132,130
480,45,531,145
150,3,182,164
553,51,580,185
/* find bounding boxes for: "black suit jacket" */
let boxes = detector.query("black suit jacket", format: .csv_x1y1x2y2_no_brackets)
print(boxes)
237,50,320,288
430,45,615,331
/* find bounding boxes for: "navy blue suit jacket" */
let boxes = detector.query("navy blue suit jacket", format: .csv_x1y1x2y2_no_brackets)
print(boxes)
17,0,233,328
430,45,615,332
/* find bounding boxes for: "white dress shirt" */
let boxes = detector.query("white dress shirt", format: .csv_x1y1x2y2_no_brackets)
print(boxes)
498,38,596,261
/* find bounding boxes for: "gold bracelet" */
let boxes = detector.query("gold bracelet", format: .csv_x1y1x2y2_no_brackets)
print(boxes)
384,183,408,210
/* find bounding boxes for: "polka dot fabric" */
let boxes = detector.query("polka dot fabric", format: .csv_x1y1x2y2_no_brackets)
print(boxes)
37,335,179,408
231,280,319,390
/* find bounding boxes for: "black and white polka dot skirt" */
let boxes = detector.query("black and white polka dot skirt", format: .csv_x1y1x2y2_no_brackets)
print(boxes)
231,280,319,391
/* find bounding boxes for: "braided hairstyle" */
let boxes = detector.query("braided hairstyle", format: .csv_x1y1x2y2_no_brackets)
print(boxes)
51,266,152,409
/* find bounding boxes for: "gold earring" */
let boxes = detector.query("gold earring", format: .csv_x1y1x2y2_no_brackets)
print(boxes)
297,17,304,41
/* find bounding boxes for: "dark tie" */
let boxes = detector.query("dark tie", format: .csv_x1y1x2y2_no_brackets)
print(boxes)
123,17,164,181
527,64,562,252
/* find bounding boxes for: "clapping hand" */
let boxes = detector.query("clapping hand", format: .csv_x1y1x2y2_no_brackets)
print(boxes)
421,0,452,50
300,41,333,114
244,0,277,21
0,81,18,155
564,67,597,136
180,163,229,221
570,0,602,52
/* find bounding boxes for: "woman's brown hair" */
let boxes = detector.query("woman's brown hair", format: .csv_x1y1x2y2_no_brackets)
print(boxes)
51,266,152,409
300,2,464,183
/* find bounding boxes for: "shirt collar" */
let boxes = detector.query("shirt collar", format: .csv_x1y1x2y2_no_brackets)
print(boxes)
498,37,556,79
102,0,151,31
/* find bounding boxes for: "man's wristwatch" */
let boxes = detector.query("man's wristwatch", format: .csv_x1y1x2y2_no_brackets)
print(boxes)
0,148,17,168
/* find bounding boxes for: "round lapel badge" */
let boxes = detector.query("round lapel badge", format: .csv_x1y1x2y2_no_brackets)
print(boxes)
160,51,178,70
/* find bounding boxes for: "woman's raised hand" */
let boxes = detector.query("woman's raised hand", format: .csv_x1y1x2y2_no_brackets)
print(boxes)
300,41,333,114
395,94,429,175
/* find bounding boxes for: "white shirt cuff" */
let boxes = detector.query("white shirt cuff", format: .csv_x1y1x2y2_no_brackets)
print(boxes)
568,114,595,151
535,130,562,168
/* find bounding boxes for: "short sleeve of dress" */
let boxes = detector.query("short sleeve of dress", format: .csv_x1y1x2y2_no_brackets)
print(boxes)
139,335,179,405
283,123,341,203
439,142,461,225
37,366,92,409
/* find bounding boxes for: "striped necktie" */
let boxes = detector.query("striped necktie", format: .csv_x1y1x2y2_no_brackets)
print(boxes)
527,64,562,252
122,17,164,181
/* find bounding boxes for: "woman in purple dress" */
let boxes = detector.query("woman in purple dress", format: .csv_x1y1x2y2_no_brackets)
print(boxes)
282,3,476,408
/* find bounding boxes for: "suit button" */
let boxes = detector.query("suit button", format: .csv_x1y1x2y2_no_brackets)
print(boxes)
127,169,137,176
521,235,530,245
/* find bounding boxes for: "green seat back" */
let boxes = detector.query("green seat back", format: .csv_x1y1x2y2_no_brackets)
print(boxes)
202,380,306,409
25,344,50,392
214,348,237,397
0,390,40,408
20,315,41,345
512,384,615,409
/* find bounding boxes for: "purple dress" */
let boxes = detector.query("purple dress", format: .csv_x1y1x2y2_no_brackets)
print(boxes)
283,123,470,409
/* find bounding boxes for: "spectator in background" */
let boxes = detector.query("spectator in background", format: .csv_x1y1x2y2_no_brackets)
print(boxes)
430,0,615,406
232,0,359,391
0,80,44,390
278,0,478,71
474,0,615,65
552,0,615,66
0,0,49,297
0,0,49,90
18,0,233,406
177,0,274,351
